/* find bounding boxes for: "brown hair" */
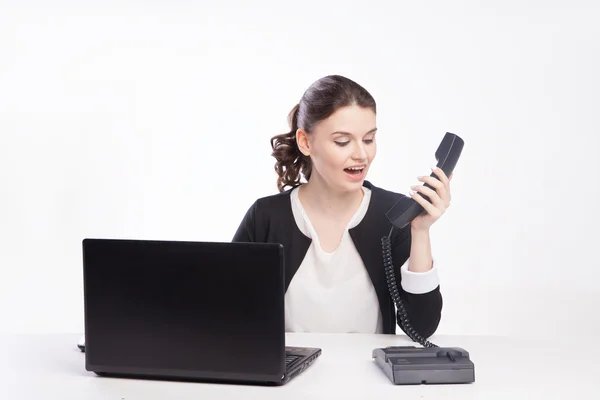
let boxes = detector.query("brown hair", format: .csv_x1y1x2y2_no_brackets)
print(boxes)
270,75,377,192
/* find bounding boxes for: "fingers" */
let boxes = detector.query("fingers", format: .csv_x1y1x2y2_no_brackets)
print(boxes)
410,184,445,211
432,167,450,186
410,168,455,225
410,190,442,219
417,167,452,204
416,176,449,204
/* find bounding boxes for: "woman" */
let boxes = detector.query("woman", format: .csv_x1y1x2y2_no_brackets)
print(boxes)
232,75,453,342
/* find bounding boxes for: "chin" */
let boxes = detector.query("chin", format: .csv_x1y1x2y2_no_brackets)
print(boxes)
338,169,368,191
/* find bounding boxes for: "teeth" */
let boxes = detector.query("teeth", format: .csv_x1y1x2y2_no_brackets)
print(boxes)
347,167,364,170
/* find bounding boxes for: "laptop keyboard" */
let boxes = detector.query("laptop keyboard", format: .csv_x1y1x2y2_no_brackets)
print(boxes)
285,354,301,370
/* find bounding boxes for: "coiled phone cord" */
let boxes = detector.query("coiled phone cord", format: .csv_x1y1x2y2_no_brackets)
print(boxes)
382,226,438,348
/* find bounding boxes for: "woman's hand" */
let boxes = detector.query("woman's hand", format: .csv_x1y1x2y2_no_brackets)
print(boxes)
409,167,453,232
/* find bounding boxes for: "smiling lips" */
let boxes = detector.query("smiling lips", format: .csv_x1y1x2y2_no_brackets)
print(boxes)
343,165,366,180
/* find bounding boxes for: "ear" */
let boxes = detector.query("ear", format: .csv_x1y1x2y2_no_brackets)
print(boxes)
296,128,311,156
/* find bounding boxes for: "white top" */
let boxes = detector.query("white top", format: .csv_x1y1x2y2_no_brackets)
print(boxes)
284,186,440,334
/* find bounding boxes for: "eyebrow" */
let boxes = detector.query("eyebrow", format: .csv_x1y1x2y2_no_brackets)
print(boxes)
330,128,378,136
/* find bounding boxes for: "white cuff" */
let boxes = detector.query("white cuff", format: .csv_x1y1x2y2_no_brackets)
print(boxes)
400,258,440,294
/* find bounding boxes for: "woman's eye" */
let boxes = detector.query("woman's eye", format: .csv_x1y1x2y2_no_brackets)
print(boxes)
363,139,374,144
335,141,350,147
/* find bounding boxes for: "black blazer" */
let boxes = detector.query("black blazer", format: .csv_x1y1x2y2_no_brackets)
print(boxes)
232,180,442,337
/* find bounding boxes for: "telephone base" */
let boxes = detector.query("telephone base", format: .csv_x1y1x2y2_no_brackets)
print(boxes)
372,346,475,385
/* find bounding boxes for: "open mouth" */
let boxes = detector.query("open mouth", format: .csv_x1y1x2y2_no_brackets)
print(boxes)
344,166,365,175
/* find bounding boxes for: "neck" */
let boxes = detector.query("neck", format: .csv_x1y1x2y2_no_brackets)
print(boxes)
298,174,364,219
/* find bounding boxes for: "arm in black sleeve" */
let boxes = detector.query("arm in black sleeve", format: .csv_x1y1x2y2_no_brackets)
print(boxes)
232,201,257,243
392,226,443,339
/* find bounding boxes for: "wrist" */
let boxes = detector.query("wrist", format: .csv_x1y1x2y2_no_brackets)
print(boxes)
409,226,433,272
411,226,430,236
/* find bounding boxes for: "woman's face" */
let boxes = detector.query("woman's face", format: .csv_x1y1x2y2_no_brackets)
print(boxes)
297,105,377,193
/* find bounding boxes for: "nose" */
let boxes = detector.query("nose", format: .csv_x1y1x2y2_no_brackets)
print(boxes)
352,142,368,160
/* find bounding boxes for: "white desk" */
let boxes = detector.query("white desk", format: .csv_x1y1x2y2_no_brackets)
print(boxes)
1,333,598,399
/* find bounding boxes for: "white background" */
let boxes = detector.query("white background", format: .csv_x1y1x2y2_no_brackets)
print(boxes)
1,0,598,338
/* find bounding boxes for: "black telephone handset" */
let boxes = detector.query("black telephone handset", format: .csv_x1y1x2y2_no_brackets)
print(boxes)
381,132,464,348
386,132,464,229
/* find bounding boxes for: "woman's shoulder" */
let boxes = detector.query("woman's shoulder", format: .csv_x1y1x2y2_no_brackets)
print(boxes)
254,186,295,206
233,187,297,242
243,186,296,218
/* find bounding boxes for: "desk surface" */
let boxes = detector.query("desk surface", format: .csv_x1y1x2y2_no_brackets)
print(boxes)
2,332,598,399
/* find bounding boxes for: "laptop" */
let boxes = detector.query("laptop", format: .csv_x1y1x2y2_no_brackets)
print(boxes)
80,238,321,386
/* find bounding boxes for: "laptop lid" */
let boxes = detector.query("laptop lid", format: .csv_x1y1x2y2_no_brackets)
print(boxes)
82,238,287,383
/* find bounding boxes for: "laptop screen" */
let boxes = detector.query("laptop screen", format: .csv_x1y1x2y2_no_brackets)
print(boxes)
82,239,286,377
